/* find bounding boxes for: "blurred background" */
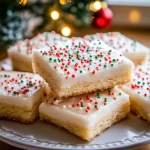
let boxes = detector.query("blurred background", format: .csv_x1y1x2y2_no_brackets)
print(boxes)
0,0,150,59
0,0,150,149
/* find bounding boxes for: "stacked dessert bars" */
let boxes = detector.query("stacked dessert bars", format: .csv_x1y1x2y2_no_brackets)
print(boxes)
32,38,134,141
0,31,149,141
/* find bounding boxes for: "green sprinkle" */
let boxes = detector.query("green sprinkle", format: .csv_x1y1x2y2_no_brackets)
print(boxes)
111,64,114,67
4,75,7,77
54,59,57,62
142,82,145,85
80,70,83,73
113,59,116,62
138,81,141,84
99,59,102,62
40,51,42,53
97,93,101,98
95,56,98,59
104,98,107,102
13,91,16,94
108,89,111,93
81,104,84,107
104,64,107,68
119,92,122,96
49,58,52,61
101,54,103,57
21,80,23,83
95,105,98,108
90,55,92,58
109,50,112,52
65,65,68,68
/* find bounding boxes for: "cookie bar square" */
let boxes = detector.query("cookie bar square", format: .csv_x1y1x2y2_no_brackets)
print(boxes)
7,32,69,72
121,63,150,122
33,39,134,98
84,32,149,65
0,71,45,123
39,87,130,141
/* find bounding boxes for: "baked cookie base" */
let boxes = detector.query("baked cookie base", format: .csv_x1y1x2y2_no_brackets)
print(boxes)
9,55,32,72
39,102,130,141
129,55,148,66
0,99,42,124
130,99,150,123
33,61,133,98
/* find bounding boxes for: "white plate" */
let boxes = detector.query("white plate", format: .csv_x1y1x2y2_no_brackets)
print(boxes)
0,58,150,150
0,114,150,150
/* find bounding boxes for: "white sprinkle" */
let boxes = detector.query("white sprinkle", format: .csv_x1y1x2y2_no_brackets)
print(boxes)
53,100,61,105
63,105,66,109
68,105,72,108
87,103,91,106
79,107,82,110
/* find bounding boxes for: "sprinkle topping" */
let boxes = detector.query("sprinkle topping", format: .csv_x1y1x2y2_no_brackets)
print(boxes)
38,39,129,80
84,32,149,54
0,72,43,97
124,63,150,100
46,87,126,114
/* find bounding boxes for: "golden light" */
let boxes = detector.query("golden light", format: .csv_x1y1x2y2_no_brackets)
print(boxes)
89,1,101,12
51,11,59,20
61,27,71,36
101,1,108,8
60,0,67,5
60,0,71,5
129,10,141,23
19,0,27,6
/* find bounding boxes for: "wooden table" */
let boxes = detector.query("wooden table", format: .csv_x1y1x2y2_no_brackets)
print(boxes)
0,27,150,149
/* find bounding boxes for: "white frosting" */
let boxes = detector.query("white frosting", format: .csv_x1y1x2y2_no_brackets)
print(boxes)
39,87,129,128
8,31,70,60
121,63,150,114
0,64,12,71
0,72,44,109
84,32,149,63
33,39,134,88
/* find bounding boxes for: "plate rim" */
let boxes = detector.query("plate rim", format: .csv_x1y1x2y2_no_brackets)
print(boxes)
0,122,150,150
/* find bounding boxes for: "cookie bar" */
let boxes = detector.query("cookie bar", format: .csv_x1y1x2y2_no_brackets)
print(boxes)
84,32,149,65
39,87,130,141
33,39,134,98
0,71,45,123
8,32,69,72
121,63,150,122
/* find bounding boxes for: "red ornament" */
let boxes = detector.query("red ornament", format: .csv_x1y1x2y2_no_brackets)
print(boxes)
93,8,113,28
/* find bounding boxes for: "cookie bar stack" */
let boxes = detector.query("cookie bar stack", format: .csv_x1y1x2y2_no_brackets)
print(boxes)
8,31,70,72
32,37,134,141
84,33,150,123
2,31,149,141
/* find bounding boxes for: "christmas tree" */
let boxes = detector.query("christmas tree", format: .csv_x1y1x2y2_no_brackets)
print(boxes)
0,0,113,47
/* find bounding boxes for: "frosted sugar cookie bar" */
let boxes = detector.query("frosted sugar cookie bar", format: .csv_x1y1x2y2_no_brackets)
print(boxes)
84,32,149,65
0,72,45,123
33,40,134,98
8,32,69,72
39,87,130,141
121,63,150,122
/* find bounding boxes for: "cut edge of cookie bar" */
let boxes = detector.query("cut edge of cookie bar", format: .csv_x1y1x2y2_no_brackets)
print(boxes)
124,51,149,66
8,51,32,72
33,60,133,98
39,101,130,141
0,97,42,124
130,99,150,123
